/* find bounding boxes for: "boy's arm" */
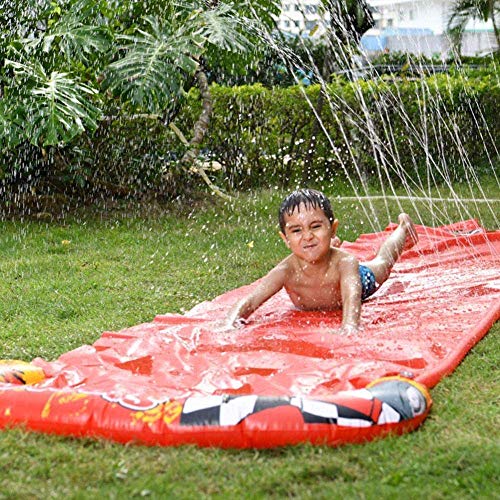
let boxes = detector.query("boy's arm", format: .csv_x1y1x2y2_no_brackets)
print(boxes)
338,255,362,334
224,262,287,328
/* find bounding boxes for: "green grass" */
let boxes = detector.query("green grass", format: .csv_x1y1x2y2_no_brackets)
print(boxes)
0,184,498,499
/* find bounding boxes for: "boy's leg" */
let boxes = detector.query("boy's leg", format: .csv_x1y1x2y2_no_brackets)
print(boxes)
363,214,418,285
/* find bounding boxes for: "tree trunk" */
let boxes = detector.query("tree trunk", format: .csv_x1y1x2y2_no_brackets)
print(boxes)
170,66,231,200
490,0,500,49
181,68,213,165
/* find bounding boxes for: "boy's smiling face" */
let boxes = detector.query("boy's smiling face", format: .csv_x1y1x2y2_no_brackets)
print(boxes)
280,203,338,264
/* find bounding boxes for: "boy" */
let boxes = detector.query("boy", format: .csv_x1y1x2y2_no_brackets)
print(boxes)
224,189,418,335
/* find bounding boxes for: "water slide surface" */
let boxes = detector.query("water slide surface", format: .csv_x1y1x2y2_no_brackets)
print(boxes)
1,220,498,447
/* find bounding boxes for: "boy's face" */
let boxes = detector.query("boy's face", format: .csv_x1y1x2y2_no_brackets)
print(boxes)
280,203,338,263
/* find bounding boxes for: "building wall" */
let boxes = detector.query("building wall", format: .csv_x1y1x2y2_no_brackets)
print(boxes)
277,0,327,37
458,31,498,56
365,0,497,56
276,1,497,56
369,0,448,34
385,34,447,57
368,0,495,35
384,31,497,57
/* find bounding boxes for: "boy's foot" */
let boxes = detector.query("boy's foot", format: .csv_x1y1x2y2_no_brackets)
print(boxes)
398,213,418,251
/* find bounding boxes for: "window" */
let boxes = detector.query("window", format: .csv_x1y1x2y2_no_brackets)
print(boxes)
283,3,290,11
305,20,317,30
294,20,300,27
305,5,317,14
283,20,291,28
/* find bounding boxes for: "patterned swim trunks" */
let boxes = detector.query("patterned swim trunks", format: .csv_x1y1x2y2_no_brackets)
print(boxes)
359,265,377,301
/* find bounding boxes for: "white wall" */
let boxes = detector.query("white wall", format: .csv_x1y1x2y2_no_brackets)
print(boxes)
277,0,327,37
369,0,447,34
368,0,495,35
366,0,497,55
277,1,497,55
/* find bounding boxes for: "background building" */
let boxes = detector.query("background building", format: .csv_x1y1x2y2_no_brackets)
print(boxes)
277,1,327,37
364,0,497,57
276,0,498,56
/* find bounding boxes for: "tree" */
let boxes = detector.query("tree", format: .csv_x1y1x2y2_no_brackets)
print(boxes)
0,0,281,196
447,0,500,52
321,0,374,63
0,0,109,149
104,2,278,179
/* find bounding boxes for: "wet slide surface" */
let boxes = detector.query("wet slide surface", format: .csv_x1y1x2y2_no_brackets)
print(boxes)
0,220,498,447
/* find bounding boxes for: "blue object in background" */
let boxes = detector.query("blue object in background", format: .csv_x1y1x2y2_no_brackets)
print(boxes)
361,27,435,52
296,68,312,85
361,33,388,51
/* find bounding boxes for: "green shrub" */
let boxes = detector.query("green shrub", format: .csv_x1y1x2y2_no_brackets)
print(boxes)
1,68,497,209
194,71,498,190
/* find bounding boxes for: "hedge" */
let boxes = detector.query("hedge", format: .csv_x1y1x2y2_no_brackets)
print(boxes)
1,69,498,208
178,71,498,191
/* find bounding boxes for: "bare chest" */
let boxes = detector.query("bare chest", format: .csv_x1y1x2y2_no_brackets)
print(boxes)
284,271,342,311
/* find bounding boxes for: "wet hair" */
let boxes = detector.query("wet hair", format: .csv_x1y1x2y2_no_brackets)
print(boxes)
278,189,334,233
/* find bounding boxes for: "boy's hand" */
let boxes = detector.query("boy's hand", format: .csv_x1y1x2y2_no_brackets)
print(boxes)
337,324,359,336
210,317,247,332
232,318,248,328
331,236,342,248
207,318,248,346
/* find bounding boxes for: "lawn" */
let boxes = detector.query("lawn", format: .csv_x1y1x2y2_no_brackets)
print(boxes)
0,184,498,498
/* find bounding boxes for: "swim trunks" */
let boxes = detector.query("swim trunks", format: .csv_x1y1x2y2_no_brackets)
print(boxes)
359,265,377,301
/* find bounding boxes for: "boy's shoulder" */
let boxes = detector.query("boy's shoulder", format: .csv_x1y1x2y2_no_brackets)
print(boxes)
332,248,360,276
275,254,296,272
270,255,303,281
331,247,360,263
330,247,357,264
331,247,358,262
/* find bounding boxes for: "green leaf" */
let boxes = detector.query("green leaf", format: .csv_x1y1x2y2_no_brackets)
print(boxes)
41,0,110,63
0,100,26,150
200,4,254,53
104,16,201,112
6,59,102,146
